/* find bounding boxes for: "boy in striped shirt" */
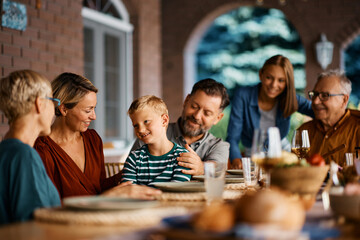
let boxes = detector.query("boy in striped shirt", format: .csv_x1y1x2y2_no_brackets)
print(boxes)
121,95,191,185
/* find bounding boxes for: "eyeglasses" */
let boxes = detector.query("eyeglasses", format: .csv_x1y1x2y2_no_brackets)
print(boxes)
45,96,61,107
308,91,345,102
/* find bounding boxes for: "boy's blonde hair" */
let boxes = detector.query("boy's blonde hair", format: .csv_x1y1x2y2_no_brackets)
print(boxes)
128,95,168,116
0,70,51,124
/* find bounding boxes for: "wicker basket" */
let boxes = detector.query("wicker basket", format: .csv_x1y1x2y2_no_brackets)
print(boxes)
270,165,329,195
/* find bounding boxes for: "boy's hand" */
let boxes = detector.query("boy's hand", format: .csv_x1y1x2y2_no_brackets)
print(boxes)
177,144,204,175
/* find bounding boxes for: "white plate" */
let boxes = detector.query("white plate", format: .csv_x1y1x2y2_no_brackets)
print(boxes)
193,175,245,183
152,182,205,192
63,196,158,211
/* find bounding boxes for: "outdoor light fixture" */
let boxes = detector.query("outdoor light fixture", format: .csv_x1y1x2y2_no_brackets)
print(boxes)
315,33,334,70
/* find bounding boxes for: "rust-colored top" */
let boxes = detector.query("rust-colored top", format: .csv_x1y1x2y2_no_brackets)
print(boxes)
34,129,121,199
298,109,360,167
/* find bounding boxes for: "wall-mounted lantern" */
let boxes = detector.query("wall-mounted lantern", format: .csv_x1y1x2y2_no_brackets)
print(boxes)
316,33,334,70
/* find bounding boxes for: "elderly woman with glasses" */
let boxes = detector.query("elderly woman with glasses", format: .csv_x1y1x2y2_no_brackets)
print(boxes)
0,70,61,224
34,73,161,200
226,55,315,169
298,69,360,166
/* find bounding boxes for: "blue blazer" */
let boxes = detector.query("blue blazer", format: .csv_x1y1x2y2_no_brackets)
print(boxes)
226,83,314,161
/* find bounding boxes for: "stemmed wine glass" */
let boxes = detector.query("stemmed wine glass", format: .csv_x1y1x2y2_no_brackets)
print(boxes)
291,130,310,159
251,127,282,188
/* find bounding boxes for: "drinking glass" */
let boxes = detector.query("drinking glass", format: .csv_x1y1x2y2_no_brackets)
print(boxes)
291,130,310,159
241,157,252,187
251,127,282,188
345,153,354,166
204,162,226,203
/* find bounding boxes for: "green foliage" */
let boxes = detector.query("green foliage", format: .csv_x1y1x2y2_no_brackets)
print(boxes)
344,35,360,106
208,106,230,140
196,6,306,91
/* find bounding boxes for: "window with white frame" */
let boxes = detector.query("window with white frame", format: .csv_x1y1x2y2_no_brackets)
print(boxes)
82,0,133,149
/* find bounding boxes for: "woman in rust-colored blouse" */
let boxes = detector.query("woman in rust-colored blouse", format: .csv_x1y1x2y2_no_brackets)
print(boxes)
34,73,160,200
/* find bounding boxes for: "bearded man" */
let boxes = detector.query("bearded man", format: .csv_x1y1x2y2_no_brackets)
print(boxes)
131,79,230,175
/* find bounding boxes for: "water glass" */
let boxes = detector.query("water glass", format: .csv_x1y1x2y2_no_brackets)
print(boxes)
241,157,252,186
251,127,282,188
345,153,354,166
204,162,226,202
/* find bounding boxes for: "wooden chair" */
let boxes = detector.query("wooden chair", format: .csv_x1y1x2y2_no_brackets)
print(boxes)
104,162,124,178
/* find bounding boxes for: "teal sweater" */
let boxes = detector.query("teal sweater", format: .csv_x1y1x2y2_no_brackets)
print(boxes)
0,139,60,224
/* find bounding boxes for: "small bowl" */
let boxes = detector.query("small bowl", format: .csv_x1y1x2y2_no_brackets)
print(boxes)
270,165,329,195
330,193,360,221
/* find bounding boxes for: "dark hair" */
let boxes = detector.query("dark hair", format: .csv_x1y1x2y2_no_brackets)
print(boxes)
52,73,98,116
190,78,230,111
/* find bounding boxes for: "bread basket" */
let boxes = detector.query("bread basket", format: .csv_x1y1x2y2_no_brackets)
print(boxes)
270,165,329,195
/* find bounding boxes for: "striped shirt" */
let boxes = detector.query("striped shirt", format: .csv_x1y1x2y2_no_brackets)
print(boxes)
121,143,191,185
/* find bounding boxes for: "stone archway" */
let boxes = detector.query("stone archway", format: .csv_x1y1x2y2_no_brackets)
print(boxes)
184,3,245,98
336,16,360,50
337,15,360,105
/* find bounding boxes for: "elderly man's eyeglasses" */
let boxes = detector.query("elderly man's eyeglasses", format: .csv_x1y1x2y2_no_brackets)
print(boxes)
45,96,61,107
308,91,344,101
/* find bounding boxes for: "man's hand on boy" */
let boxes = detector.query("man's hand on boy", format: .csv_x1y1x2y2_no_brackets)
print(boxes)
177,144,204,175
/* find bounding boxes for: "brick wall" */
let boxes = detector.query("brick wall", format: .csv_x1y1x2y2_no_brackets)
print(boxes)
123,0,162,100
0,0,84,139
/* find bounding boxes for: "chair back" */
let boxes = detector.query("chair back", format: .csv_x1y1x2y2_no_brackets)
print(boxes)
104,162,124,177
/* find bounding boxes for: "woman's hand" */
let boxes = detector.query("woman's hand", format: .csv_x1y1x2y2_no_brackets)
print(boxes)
102,182,162,200
230,158,243,169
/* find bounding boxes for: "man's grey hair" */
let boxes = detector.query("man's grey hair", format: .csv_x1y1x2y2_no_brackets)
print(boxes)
317,69,352,95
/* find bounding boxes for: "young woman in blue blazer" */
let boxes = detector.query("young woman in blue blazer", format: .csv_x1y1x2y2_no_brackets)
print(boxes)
226,55,314,169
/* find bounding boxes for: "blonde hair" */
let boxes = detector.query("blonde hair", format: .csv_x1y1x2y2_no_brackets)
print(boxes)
128,95,168,116
0,70,51,124
260,55,298,118
52,73,98,116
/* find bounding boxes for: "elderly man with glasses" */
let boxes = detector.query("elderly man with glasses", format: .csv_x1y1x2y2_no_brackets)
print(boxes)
298,69,360,166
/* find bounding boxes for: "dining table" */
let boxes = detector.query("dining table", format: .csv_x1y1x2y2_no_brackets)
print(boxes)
0,182,359,240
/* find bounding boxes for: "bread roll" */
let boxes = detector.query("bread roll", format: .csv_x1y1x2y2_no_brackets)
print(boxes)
191,202,235,232
235,189,305,230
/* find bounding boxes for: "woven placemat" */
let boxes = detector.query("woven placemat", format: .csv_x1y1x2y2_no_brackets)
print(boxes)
157,190,244,202
34,206,189,226
225,183,246,190
157,192,206,201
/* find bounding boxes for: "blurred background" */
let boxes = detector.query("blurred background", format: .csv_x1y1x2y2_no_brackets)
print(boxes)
1,0,360,160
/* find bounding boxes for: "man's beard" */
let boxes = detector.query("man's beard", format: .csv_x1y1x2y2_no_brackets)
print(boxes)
180,116,208,137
